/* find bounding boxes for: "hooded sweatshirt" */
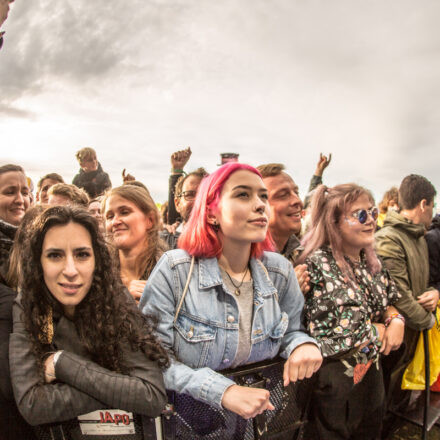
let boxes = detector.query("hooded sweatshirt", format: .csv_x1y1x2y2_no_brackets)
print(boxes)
72,162,111,199
375,210,433,331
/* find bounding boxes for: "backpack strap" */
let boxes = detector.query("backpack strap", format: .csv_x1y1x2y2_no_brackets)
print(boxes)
173,256,195,323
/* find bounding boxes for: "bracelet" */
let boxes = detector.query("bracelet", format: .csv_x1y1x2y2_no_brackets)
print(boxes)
384,313,405,327
171,169,185,174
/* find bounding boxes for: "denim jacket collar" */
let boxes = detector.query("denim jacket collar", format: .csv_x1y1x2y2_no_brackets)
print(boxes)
198,257,278,297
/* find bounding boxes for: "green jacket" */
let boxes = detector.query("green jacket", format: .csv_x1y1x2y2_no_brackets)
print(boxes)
375,210,433,331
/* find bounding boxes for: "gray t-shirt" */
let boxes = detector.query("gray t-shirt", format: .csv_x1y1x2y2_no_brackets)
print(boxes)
220,268,254,368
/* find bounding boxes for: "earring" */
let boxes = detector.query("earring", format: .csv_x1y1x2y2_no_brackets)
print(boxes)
212,220,219,231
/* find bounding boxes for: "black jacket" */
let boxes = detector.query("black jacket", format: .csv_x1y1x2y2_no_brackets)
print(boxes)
72,162,111,198
426,214,440,292
0,284,36,440
9,293,167,426
0,220,16,284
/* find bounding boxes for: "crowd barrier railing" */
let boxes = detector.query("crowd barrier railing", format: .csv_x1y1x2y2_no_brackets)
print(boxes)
32,357,314,440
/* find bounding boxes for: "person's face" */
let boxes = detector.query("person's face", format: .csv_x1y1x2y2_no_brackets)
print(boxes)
88,201,101,219
104,195,153,252
37,178,60,204
40,222,95,318
175,175,202,223
338,194,377,256
210,170,270,248
48,193,71,206
80,157,98,173
0,0,13,27
0,171,30,226
263,173,303,237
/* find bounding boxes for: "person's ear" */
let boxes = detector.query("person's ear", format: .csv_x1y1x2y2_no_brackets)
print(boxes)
420,199,428,212
174,197,181,214
145,213,155,231
206,210,218,227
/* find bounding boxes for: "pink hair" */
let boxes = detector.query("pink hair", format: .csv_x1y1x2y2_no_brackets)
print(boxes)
297,183,381,280
178,162,274,258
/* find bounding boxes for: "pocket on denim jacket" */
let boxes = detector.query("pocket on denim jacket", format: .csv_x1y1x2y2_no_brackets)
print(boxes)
174,313,217,368
252,312,289,361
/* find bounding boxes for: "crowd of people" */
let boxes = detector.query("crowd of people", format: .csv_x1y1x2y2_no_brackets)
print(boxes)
0,146,439,440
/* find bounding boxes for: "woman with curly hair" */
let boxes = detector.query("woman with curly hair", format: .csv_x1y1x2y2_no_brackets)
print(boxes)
9,206,168,427
103,185,167,303
296,183,404,439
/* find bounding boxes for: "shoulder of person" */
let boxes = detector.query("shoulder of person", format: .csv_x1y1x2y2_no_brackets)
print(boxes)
163,249,192,268
259,251,291,277
305,247,330,265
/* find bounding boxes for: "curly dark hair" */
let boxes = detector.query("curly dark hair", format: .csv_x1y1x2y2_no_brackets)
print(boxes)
20,206,169,379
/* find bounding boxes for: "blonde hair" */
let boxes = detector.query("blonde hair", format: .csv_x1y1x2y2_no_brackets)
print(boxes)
48,183,89,207
76,147,97,163
102,185,166,279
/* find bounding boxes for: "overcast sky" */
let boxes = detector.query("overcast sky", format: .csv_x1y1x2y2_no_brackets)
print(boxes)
1,0,439,206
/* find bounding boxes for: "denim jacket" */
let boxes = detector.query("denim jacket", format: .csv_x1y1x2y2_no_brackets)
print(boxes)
140,249,317,410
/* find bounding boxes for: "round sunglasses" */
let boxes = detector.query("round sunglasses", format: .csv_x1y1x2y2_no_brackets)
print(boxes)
349,207,379,224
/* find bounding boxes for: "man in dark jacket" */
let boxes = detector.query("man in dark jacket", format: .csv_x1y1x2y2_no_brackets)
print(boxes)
375,174,438,415
72,147,111,199
426,214,440,292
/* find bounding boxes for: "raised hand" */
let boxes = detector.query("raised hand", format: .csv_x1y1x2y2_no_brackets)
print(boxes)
171,147,192,171
314,153,332,177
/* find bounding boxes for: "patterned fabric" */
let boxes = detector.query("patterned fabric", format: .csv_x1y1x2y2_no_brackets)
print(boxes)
304,246,400,362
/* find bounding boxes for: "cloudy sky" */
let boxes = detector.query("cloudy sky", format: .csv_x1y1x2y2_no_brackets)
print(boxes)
1,0,439,206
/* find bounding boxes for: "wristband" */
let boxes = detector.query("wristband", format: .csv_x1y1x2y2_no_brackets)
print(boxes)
384,313,405,327
171,169,185,174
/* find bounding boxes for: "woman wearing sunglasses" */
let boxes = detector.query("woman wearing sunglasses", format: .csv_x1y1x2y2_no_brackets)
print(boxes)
296,183,404,440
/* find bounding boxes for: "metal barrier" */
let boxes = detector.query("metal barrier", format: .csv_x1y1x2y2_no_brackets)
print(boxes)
33,358,313,440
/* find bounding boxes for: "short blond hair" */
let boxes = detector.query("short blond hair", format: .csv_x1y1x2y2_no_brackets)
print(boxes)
256,163,285,178
48,183,90,207
76,147,97,163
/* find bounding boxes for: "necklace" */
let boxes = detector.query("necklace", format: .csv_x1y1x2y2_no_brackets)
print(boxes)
223,266,249,296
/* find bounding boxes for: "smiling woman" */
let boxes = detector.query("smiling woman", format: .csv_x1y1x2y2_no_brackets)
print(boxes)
0,164,30,284
103,185,167,303
8,206,168,428
296,183,404,439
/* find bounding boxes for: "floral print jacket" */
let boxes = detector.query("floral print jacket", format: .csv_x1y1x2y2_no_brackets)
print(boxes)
304,246,400,361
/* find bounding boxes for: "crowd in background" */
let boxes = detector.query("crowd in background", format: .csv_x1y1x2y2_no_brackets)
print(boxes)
0,146,439,440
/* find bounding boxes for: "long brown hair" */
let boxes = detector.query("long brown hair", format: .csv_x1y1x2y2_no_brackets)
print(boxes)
297,183,381,280
102,185,166,279
20,206,169,379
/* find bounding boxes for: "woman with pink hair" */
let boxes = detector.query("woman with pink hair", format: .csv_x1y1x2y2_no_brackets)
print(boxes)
297,183,404,439
140,162,322,423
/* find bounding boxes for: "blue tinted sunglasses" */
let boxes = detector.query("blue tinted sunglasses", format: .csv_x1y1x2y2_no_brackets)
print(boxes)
350,207,379,224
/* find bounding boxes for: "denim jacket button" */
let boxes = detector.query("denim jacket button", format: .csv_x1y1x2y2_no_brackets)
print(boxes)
227,315,235,323
187,330,194,338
